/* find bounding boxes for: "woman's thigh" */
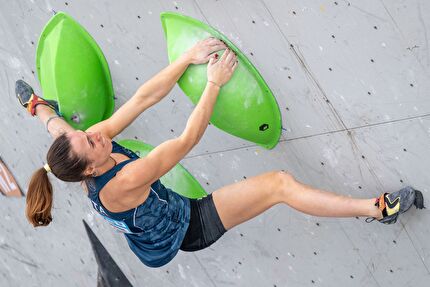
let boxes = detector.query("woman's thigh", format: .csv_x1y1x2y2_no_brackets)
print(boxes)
211,171,286,230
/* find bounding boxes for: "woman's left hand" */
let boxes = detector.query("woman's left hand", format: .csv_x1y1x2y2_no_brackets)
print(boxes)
185,37,227,65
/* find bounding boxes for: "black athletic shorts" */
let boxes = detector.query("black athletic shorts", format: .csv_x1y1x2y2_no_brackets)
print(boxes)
180,194,227,252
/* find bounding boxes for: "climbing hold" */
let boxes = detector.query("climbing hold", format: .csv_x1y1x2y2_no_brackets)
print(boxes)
36,12,115,130
160,12,282,149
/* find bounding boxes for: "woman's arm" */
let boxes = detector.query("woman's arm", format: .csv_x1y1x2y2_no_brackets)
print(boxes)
87,38,226,139
116,49,238,191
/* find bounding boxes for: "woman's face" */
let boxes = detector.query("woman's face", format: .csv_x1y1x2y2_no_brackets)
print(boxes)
67,130,112,176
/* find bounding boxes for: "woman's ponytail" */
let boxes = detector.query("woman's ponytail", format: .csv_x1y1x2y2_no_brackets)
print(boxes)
26,167,53,227
25,133,90,227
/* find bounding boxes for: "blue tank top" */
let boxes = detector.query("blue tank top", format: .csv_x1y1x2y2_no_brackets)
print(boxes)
86,141,190,268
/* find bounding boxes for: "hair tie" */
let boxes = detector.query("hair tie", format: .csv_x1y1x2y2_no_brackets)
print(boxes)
43,163,51,173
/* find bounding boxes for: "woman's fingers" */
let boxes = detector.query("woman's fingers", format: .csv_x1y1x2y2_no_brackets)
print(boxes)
222,50,237,68
208,57,215,66
224,49,235,63
207,44,226,55
231,60,238,71
207,37,223,46
220,48,231,62
208,53,219,65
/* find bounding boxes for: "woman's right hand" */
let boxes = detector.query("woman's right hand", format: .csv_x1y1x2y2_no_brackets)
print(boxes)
207,49,238,87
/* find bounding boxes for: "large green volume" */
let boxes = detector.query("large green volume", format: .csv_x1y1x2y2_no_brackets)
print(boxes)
118,139,207,199
36,12,114,130
161,12,282,149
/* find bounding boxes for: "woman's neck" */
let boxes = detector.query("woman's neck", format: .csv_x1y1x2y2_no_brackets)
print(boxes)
96,156,117,177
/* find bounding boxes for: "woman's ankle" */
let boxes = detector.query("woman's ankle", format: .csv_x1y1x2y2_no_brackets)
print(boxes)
35,104,57,119
371,201,383,219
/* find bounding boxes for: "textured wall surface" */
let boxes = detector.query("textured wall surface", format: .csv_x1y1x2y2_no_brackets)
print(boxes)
1,0,429,286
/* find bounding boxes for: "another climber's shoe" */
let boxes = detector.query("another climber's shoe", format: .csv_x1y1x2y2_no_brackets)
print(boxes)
15,79,59,116
366,186,425,224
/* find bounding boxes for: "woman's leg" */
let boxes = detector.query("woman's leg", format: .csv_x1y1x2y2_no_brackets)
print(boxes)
16,80,75,138
212,171,382,230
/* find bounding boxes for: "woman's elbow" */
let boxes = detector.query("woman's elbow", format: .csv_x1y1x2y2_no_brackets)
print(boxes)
178,133,198,150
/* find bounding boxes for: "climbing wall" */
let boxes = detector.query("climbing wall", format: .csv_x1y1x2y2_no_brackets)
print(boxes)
1,0,429,286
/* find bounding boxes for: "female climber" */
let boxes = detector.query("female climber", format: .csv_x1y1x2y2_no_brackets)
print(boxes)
17,37,424,268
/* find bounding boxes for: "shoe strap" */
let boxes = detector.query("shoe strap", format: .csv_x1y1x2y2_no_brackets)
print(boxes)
29,94,54,116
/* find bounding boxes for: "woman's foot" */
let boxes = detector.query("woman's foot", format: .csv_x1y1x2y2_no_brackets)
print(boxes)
15,80,59,116
367,186,425,224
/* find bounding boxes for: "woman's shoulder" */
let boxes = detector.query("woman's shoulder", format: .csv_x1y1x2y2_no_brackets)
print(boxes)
100,174,152,213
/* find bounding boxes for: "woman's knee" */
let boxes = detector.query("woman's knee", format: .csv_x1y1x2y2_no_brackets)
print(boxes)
270,170,297,200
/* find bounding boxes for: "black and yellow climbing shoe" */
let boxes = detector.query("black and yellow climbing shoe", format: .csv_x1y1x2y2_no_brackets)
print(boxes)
366,186,425,224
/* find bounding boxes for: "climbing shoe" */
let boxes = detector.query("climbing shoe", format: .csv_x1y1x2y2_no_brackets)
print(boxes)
15,79,59,116
366,186,425,224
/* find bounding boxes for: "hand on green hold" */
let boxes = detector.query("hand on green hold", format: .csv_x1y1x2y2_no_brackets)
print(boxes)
184,37,227,64
207,48,238,87
161,12,282,149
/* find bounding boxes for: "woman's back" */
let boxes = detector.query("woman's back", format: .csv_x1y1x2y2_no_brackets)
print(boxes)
86,141,191,268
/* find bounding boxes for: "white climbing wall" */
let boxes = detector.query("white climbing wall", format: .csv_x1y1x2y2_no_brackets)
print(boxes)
0,0,429,286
